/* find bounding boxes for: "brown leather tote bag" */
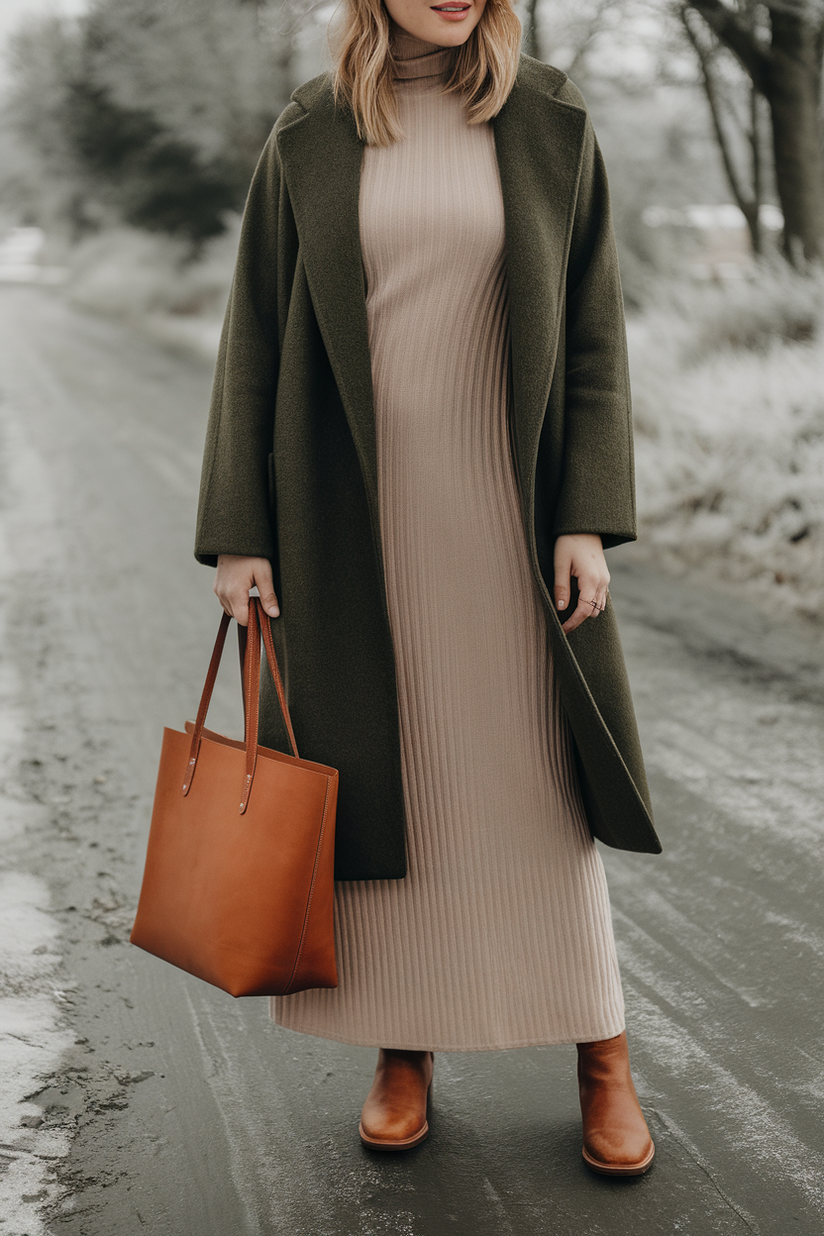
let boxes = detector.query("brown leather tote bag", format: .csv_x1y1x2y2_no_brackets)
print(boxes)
130,598,338,996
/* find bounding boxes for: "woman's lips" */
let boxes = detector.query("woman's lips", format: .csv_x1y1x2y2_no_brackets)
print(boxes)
430,3,471,18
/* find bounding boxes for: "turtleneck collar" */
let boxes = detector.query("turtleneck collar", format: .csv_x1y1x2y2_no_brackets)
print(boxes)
389,19,455,80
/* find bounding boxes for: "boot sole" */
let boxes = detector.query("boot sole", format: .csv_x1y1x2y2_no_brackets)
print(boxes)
359,1119,429,1151
582,1140,655,1176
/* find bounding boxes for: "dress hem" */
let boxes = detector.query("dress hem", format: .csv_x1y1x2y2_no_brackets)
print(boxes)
269,1012,626,1053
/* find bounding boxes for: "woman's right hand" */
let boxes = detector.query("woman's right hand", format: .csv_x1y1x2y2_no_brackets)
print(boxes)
214,555,280,626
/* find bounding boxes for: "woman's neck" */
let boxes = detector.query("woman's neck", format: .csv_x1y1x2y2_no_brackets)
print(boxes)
388,16,454,80
389,17,442,59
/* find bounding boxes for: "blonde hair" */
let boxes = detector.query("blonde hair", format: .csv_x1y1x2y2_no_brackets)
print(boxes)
332,0,522,146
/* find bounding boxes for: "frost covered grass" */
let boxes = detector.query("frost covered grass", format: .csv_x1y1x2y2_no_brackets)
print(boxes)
628,265,824,625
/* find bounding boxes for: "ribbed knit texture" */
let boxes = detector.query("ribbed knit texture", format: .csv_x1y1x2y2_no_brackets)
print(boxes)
271,30,625,1049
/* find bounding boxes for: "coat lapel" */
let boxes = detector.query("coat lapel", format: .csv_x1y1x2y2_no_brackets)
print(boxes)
276,87,378,510
491,72,587,513
277,63,588,521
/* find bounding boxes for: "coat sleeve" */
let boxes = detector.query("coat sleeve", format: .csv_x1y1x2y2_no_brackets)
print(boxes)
194,103,302,568
551,82,636,551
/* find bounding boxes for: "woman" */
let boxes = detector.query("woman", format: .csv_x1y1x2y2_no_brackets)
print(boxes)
195,0,661,1174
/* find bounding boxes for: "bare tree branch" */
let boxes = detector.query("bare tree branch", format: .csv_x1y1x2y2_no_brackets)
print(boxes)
681,9,749,207
686,0,772,89
681,4,765,250
523,0,540,59
749,86,764,252
562,0,615,79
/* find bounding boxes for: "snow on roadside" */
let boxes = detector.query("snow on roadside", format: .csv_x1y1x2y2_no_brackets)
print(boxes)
0,413,74,1234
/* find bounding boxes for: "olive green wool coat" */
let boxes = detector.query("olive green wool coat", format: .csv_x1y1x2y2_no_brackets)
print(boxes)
195,54,661,880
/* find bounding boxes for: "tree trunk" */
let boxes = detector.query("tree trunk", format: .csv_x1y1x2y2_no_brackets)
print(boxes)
749,85,763,256
766,8,824,265
685,1,824,267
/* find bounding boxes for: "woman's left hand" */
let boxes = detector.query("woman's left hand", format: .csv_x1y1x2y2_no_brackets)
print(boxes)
553,534,610,634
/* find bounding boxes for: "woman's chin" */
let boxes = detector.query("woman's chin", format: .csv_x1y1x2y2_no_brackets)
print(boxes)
418,13,480,46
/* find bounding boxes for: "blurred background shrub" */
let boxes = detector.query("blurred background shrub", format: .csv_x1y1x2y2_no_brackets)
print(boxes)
2,0,288,243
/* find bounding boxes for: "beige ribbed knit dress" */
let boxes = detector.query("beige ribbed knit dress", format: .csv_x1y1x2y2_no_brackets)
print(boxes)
272,31,625,1051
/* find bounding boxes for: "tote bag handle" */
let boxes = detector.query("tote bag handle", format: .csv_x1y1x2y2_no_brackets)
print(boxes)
182,598,298,811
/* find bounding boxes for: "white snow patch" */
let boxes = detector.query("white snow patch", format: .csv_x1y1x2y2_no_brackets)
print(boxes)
0,873,62,981
0,408,73,1233
0,997,74,1233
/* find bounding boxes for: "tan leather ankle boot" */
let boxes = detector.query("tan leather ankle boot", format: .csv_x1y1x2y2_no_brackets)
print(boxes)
359,1049,434,1151
577,1031,654,1175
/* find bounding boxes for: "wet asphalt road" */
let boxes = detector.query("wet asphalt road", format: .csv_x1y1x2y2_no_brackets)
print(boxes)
0,285,822,1235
